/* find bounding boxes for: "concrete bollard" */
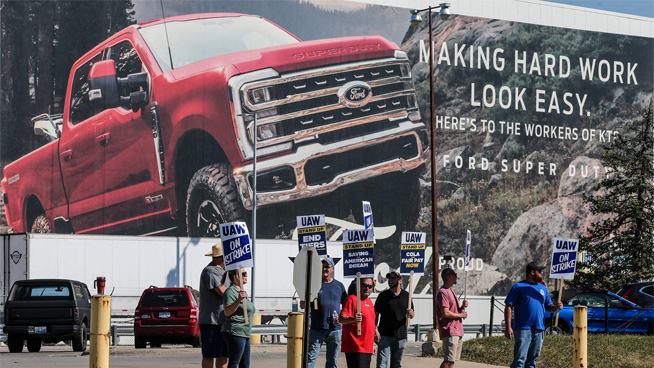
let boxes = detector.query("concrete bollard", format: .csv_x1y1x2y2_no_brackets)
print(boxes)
251,314,262,345
90,295,111,368
573,306,588,368
287,312,304,368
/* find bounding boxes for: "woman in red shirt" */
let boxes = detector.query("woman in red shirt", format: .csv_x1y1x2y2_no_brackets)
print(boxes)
340,277,379,368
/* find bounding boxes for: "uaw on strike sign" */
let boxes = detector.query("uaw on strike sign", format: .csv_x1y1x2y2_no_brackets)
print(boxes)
297,215,327,256
220,222,253,271
400,232,426,275
549,237,579,280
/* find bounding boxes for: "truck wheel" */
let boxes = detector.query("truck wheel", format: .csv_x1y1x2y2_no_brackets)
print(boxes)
186,163,246,237
31,214,52,233
7,334,24,353
26,338,41,352
191,335,201,348
72,323,87,352
150,339,162,348
134,336,147,349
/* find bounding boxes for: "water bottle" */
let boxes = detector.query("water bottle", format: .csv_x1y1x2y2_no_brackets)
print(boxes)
332,310,339,326
292,297,298,312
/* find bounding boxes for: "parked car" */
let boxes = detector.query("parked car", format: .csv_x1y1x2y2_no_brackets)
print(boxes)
3,279,92,352
134,286,200,348
617,281,654,308
547,289,653,335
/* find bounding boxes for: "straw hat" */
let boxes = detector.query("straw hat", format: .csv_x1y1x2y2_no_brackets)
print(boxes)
205,242,224,257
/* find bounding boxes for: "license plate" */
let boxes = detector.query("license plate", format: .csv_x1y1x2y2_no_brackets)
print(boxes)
34,326,47,334
159,311,171,318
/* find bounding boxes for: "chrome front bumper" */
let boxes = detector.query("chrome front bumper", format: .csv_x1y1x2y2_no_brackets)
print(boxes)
233,120,428,210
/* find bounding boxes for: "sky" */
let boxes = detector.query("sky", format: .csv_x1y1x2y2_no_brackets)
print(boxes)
543,0,654,18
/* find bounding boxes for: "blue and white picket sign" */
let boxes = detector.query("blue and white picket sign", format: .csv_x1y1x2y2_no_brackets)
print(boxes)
342,229,375,278
362,201,375,243
550,237,579,280
465,230,471,271
400,232,426,275
220,222,253,271
297,215,327,256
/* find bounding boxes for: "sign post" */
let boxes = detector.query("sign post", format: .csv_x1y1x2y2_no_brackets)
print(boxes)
549,237,579,327
400,231,426,328
343,229,374,335
220,221,253,324
292,246,322,368
464,230,471,301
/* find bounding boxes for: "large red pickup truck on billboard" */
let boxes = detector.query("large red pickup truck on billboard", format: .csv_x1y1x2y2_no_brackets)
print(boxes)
1,13,427,236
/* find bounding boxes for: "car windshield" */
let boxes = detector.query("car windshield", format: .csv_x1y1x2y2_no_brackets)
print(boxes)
13,284,73,301
139,16,299,72
141,290,189,307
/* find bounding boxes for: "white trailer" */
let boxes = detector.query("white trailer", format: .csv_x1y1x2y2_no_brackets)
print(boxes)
2,233,499,339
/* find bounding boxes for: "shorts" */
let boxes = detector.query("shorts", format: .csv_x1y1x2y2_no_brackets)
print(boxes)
200,324,228,359
441,335,463,362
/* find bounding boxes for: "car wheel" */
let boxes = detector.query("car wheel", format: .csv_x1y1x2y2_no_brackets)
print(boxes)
26,338,41,352
7,334,24,353
134,336,147,349
150,339,162,348
72,323,87,352
186,163,246,237
31,214,52,233
191,335,201,348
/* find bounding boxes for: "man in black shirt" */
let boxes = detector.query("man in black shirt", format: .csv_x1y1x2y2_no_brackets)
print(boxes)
374,271,415,368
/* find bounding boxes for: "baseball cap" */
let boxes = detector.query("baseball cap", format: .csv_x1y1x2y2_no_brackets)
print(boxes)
322,256,335,267
526,261,546,273
386,271,401,279
205,242,224,257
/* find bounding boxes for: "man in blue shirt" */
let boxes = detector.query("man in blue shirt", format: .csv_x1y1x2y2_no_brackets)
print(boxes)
301,256,348,368
504,262,562,368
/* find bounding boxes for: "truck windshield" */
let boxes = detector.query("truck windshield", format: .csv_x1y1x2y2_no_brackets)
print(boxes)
139,16,299,72
13,285,73,300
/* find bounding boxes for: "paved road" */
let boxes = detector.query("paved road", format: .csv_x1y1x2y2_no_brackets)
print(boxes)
0,342,507,367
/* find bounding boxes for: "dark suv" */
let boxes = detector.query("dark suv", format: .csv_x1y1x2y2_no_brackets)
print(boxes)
617,281,654,308
134,286,200,348
3,279,92,352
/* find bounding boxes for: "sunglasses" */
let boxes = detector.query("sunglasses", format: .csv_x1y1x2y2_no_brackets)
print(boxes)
361,284,374,289
241,272,248,276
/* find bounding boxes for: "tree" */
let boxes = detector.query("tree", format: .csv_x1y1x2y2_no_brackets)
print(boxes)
572,102,654,291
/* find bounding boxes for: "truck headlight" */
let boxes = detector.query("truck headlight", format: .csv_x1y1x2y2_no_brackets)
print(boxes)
247,86,274,104
257,123,284,141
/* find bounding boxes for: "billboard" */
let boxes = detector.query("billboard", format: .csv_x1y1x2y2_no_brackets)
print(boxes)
0,0,651,294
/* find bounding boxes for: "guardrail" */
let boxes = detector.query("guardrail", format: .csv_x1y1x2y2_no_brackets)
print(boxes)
109,323,504,346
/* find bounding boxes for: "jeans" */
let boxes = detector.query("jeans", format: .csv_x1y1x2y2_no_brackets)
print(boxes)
510,329,544,368
224,333,251,368
307,328,342,368
376,336,407,368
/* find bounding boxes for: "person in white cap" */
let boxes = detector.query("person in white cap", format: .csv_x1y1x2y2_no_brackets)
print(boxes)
200,242,229,368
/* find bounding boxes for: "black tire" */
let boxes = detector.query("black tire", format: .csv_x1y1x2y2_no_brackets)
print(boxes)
186,163,247,237
190,335,201,348
26,338,41,352
134,336,147,349
31,214,52,233
150,339,162,348
72,323,87,352
7,334,24,353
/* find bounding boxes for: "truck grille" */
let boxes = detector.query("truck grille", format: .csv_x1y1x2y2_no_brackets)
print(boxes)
239,58,418,147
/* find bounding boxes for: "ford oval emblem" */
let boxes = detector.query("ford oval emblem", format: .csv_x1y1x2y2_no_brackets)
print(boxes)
337,81,373,108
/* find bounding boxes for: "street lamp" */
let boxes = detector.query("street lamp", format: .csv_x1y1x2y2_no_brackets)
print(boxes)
238,112,258,305
410,3,451,332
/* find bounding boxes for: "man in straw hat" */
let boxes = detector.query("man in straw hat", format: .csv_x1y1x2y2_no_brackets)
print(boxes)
200,242,229,368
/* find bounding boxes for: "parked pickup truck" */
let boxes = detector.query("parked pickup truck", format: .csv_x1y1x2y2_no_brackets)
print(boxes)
1,13,428,236
3,279,92,352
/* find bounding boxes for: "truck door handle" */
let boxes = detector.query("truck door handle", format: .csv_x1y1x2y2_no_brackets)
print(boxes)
60,149,73,162
96,133,111,146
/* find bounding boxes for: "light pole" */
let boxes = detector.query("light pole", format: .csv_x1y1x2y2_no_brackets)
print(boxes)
238,112,258,305
410,3,451,332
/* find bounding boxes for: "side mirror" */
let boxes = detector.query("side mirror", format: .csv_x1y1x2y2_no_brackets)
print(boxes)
89,60,120,109
118,72,149,113
32,113,61,139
